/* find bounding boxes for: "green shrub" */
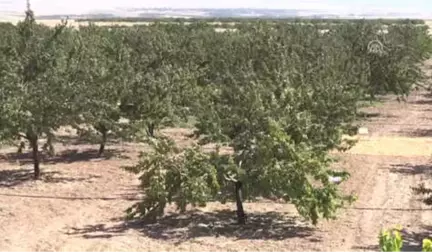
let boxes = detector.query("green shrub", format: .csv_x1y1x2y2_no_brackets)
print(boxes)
378,226,432,252
423,238,432,252
379,225,403,252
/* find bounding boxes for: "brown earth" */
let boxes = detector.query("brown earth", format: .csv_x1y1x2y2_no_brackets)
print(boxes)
1,90,432,251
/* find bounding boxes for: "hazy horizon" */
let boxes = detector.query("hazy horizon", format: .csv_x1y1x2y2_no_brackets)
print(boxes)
0,0,432,16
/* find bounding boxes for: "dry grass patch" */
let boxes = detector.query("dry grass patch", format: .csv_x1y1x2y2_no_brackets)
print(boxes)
348,136,432,157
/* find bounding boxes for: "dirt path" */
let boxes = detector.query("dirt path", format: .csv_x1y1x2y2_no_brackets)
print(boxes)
1,91,432,251
316,90,432,251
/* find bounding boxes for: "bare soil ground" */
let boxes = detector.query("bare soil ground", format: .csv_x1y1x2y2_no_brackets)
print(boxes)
1,91,432,251
319,89,432,251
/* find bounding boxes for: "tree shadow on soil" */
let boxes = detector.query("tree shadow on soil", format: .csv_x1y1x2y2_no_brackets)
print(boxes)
388,164,432,175
421,92,432,98
0,168,102,187
0,148,129,166
357,111,381,119
56,134,122,146
400,226,432,251
397,129,432,137
409,99,432,105
352,244,379,251
357,111,397,120
67,210,318,243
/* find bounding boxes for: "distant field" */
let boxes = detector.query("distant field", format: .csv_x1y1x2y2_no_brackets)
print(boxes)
2,17,432,29
425,20,432,33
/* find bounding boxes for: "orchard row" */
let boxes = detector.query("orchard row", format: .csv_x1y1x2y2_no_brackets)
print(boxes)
0,10,430,224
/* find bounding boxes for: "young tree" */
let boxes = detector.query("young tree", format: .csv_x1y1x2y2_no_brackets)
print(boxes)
69,25,132,156
124,23,359,225
120,24,200,138
0,7,80,179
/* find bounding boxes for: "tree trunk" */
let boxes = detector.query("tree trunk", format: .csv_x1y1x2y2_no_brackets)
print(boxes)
146,123,155,138
235,181,246,225
43,132,55,157
17,141,25,154
29,135,40,180
48,139,55,157
98,126,107,157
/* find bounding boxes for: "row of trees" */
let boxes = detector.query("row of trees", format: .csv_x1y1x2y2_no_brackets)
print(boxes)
0,8,431,225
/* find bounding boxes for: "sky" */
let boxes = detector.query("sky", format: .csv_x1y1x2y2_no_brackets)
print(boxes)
1,0,432,15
